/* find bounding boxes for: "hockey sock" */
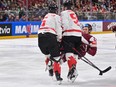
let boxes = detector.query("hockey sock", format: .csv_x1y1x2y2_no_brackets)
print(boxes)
67,56,77,70
53,62,61,74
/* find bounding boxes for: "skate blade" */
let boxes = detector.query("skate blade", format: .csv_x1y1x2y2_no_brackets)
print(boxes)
57,80,62,85
71,74,78,83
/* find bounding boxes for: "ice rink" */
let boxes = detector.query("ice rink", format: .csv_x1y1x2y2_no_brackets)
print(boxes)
0,33,116,87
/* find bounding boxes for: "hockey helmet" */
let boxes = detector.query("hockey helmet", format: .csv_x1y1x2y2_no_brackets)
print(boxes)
83,24,92,31
49,4,58,13
63,0,73,9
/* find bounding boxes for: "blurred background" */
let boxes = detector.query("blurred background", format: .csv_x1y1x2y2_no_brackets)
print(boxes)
0,0,116,22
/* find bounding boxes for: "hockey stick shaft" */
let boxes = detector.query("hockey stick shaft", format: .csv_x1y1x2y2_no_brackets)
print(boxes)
81,58,100,70
72,47,103,72
81,57,111,75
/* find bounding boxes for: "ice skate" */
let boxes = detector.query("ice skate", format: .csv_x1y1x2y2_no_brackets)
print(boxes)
45,60,54,77
48,68,53,76
55,71,63,85
67,65,78,83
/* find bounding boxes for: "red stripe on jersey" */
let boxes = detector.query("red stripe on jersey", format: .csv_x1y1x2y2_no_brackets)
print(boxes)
39,27,56,33
64,29,82,33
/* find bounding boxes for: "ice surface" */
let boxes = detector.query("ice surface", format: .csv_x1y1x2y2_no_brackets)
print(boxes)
0,33,116,87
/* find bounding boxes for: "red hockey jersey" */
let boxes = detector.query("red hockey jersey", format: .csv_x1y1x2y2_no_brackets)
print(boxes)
80,33,97,57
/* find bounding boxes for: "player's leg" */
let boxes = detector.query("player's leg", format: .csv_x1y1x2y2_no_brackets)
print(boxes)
48,34,63,81
62,36,78,81
45,55,54,76
38,34,54,77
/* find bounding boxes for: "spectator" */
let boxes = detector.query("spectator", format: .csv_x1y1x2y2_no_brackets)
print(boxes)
2,13,8,21
19,13,27,21
0,0,115,21
6,13,15,22
15,15,19,21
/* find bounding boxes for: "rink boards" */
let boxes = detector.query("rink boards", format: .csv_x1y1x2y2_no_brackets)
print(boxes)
0,20,115,39
0,31,113,40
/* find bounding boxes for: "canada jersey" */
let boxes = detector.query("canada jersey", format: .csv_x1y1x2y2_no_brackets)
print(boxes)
38,13,62,40
61,10,82,37
80,33,97,57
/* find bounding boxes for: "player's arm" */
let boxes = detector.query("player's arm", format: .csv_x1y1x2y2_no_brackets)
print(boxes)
82,36,89,45
60,11,69,30
87,37,97,56
79,35,89,58
79,43,88,57
55,15,62,42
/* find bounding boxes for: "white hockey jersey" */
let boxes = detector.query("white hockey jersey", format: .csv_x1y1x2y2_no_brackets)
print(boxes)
61,10,82,37
38,13,62,40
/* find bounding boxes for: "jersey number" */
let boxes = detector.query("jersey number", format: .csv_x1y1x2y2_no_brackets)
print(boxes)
70,13,78,24
41,16,48,27
41,20,46,26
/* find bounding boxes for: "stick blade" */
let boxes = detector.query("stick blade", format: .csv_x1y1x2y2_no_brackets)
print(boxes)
102,66,112,73
99,66,112,75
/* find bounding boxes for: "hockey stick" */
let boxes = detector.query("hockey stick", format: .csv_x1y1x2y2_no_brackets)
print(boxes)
63,41,112,75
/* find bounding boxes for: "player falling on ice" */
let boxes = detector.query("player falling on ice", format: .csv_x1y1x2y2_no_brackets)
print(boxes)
79,23,97,59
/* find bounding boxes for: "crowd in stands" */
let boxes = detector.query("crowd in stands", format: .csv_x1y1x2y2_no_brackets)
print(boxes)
0,0,116,22
73,0,116,20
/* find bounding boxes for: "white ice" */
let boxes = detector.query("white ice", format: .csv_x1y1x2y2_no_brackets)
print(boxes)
0,33,116,87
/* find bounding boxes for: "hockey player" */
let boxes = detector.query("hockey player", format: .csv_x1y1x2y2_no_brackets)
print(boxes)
60,0,82,82
79,23,97,58
38,4,63,82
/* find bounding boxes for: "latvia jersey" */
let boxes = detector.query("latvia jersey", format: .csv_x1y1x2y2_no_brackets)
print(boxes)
61,10,82,37
38,13,62,40
80,33,97,57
